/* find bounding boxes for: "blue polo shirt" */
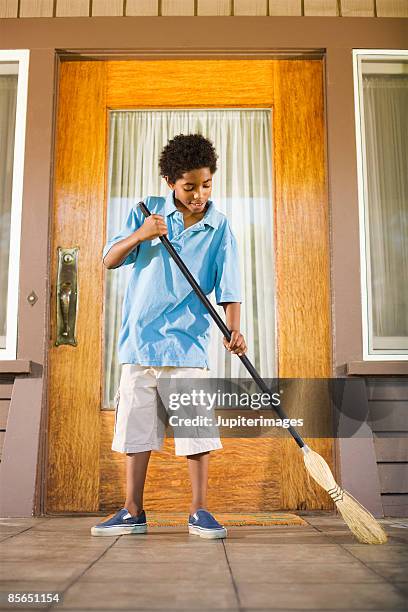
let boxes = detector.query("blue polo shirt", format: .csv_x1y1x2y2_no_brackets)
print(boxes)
102,190,242,368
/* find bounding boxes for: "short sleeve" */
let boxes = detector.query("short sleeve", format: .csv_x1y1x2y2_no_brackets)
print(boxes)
214,221,242,305
102,204,143,268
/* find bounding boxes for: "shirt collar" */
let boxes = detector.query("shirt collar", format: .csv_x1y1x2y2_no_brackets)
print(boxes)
164,190,220,229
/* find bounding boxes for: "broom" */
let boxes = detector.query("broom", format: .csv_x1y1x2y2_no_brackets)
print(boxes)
138,201,387,545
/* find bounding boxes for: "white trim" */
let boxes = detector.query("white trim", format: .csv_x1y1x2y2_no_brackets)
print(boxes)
352,49,408,361
373,336,408,351
0,50,30,360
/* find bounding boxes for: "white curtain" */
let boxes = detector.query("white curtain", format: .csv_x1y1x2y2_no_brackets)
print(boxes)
363,75,408,350
104,110,275,407
0,75,18,349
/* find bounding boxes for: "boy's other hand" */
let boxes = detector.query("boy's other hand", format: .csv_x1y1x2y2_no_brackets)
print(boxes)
223,330,247,357
137,214,168,242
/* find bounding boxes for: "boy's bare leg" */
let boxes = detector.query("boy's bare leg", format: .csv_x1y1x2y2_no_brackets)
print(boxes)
187,451,210,515
124,451,151,516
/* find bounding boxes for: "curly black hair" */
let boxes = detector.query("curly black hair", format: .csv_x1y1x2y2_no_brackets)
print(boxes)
158,133,218,184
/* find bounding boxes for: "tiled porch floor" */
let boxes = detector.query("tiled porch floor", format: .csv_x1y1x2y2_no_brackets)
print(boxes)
0,513,407,611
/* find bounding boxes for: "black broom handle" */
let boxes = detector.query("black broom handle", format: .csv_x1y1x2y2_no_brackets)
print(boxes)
138,201,306,449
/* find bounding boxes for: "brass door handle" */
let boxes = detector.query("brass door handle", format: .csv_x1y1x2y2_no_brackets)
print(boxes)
59,281,72,337
56,248,79,346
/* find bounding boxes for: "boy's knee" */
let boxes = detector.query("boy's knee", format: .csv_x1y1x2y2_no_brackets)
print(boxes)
186,450,210,459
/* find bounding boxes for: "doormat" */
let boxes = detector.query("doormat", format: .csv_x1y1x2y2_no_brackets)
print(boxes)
145,512,306,526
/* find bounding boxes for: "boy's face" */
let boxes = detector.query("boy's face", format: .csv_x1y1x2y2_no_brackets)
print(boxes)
165,167,213,214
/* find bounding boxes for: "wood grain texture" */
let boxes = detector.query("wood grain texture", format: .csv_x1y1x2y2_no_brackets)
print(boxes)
46,62,107,512
106,59,274,107
126,0,158,15
101,416,333,511
19,0,53,17
162,0,195,15
197,0,231,15
273,59,333,508
0,0,18,17
234,0,268,15
273,60,330,379
304,0,338,15
106,58,332,511
92,0,123,16
56,0,89,17
51,58,333,512
102,412,293,512
269,0,302,15
341,0,374,16
376,0,408,17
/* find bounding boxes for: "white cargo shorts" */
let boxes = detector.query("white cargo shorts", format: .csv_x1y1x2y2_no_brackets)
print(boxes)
111,364,222,456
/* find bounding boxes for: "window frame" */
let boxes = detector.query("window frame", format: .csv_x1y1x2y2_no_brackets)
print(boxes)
352,48,408,362
0,50,30,360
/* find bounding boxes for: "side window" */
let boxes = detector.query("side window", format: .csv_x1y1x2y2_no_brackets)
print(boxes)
353,50,408,359
0,51,29,359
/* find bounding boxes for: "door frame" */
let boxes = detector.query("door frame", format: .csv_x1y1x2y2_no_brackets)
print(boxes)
45,52,334,515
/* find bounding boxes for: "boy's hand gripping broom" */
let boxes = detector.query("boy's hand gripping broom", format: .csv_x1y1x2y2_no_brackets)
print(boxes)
138,201,387,545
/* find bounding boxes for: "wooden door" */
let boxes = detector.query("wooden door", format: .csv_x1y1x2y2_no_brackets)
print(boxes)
46,59,333,514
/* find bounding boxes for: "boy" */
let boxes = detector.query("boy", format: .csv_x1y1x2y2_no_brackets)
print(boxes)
92,134,247,539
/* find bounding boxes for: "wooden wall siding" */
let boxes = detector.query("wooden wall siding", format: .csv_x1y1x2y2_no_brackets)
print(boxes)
304,0,338,16
0,382,13,461
0,397,10,460
269,1,302,15
197,0,231,15
378,464,408,493
377,0,408,17
19,0,54,17
2,0,407,17
162,0,195,15
382,495,408,517
367,379,408,401
56,0,89,17
0,0,17,17
234,0,268,15
369,403,408,430
368,378,408,517
374,434,408,462
92,0,123,16
341,0,374,16
126,0,158,15
0,401,10,430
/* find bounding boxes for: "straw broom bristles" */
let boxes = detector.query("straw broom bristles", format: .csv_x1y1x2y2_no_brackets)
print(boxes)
302,445,388,544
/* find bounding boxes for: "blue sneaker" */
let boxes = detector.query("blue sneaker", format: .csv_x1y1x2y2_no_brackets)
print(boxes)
91,508,147,537
188,509,227,539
